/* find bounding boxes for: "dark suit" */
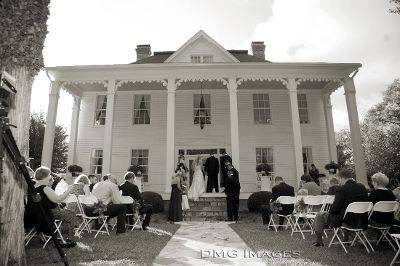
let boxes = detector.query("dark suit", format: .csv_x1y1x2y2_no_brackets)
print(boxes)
369,189,396,224
261,182,295,225
204,155,220,192
225,168,240,221
219,154,232,188
327,185,340,195
119,181,153,229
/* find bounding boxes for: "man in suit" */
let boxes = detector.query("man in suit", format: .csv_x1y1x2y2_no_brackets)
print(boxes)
219,151,232,190
312,168,368,246
88,174,97,192
225,162,240,221
119,172,153,230
204,152,220,193
261,176,295,226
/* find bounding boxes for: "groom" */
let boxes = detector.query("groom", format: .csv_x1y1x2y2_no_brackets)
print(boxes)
204,152,220,193
225,162,240,222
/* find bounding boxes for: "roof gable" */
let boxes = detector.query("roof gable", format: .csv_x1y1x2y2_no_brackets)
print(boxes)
165,30,239,63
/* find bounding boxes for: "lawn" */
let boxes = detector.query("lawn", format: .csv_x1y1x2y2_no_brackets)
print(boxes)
25,213,179,266
230,212,395,266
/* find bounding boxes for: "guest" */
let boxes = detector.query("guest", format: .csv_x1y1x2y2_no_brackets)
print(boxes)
119,172,153,230
88,175,97,192
89,175,127,234
327,178,340,195
309,164,320,185
24,166,77,245
312,169,368,246
168,172,183,222
261,176,294,226
72,174,91,196
300,174,322,195
225,162,240,222
369,172,396,225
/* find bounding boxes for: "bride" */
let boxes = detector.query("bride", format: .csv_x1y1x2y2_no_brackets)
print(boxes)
187,155,205,201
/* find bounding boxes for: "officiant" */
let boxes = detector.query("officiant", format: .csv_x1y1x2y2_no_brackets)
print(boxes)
219,151,232,190
225,162,240,222
204,152,220,193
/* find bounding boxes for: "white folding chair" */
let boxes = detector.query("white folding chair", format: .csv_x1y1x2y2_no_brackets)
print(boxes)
291,195,324,239
368,201,399,251
390,234,400,266
267,196,295,232
77,195,109,238
127,201,144,231
329,202,374,253
321,195,335,212
25,220,65,248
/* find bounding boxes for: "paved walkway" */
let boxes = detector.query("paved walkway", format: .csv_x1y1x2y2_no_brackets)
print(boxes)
153,222,266,266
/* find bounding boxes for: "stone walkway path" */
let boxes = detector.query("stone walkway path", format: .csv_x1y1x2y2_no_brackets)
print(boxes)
153,222,266,265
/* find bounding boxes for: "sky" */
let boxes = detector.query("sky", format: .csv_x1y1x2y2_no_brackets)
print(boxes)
31,0,400,134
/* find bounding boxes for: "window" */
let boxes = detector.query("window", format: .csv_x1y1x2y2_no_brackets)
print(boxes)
133,95,151,125
256,147,274,172
94,95,107,126
253,94,272,124
302,147,313,174
298,93,309,124
193,94,211,125
130,149,149,182
90,149,103,178
190,55,213,63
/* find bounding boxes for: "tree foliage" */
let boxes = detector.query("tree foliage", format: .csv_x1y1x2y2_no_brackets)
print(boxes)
390,0,400,14
29,112,68,172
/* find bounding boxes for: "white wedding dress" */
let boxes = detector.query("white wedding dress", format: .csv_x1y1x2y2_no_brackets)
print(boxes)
188,164,206,201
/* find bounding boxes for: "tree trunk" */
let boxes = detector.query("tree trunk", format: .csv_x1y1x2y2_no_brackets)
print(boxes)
0,67,33,265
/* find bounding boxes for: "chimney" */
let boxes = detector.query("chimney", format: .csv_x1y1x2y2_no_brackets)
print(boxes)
136,44,151,61
251,41,265,60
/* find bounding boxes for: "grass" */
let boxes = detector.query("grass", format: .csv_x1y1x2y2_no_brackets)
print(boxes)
230,212,395,266
25,213,179,266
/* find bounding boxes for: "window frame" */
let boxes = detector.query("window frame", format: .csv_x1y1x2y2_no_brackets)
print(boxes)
297,93,310,124
94,95,107,126
302,146,313,174
132,94,151,125
130,149,150,182
90,148,103,178
253,93,272,125
193,93,212,125
190,54,214,63
255,147,274,173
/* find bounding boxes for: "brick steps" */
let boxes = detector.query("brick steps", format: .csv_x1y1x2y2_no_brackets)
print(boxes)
185,195,227,221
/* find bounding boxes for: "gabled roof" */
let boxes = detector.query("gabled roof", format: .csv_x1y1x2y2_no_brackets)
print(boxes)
164,30,240,63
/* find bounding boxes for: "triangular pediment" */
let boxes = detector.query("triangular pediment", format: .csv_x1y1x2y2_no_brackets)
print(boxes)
165,30,239,63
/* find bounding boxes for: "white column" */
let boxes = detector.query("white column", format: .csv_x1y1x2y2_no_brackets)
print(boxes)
343,77,367,186
102,79,116,175
165,78,176,192
67,95,81,166
41,81,61,168
323,93,338,162
228,78,240,171
287,78,303,185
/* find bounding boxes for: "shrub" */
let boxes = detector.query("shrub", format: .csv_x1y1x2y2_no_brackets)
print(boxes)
247,191,272,213
127,165,144,176
142,191,164,213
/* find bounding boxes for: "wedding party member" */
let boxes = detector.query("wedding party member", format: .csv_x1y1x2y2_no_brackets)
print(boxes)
369,172,396,225
309,164,320,185
25,166,77,246
300,174,322,195
225,163,240,222
219,151,232,189
188,156,206,201
261,176,294,226
119,172,153,230
204,152,220,193
88,174,97,192
168,173,183,222
90,176,127,234
312,169,368,247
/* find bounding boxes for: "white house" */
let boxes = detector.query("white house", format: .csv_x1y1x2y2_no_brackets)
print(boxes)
42,30,367,198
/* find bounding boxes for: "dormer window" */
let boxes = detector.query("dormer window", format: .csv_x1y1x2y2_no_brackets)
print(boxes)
191,55,213,63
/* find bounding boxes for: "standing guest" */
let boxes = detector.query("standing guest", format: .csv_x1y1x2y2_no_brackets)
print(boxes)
89,176,127,234
204,152,220,193
312,169,368,247
168,173,183,222
309,164,320,185
300,174,322,195
219,151,232,191
88,175,97,192
326,178,340,195
369,172,396,225
261,176,295,226
225,162,240,222
119,172,153,230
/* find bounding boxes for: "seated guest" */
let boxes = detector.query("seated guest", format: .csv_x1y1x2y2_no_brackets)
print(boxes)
88,175,97,192
369,172,396,225
312,168,368,246
300,174,322,195
327,178,340,195
72,174,91,196
261,176,295,226
89,175,127,234
119,172,153,230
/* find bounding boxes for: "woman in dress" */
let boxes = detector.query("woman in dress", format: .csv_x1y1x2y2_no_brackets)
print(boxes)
187,155,206,201
168,173,183,222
